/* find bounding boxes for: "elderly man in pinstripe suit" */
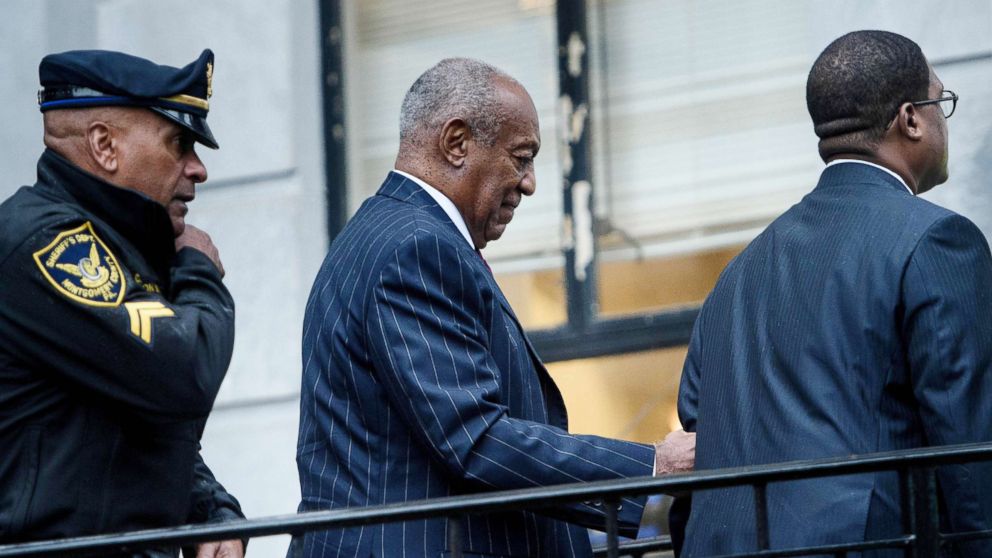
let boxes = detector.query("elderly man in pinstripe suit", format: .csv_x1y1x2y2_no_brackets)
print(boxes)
293,58,695,557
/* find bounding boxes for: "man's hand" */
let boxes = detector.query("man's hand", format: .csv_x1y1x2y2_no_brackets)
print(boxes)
176,224,225,278
195,539,244,558
654,429,696,476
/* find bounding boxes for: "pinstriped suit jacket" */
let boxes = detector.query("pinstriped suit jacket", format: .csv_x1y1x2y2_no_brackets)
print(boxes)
677,162,992,557
294,173,655,558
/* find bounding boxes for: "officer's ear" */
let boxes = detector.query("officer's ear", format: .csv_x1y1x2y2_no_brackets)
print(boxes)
86,121,119,173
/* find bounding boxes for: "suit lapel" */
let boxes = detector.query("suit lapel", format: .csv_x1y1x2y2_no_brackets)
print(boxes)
488,275,569,429
379,172,569,428
494,289,542,365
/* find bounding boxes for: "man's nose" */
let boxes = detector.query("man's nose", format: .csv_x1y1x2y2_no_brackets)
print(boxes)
185,150,208,183
519,168,536,196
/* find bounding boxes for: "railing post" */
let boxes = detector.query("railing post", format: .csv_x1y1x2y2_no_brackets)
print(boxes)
909,467,940,558
900,467,914,558
754,482,770,550
447,515,464,558
604,498,620,558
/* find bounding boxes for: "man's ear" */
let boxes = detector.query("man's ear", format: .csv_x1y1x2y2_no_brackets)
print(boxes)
86,121,119,173
894,103,924,142
439,118,471,167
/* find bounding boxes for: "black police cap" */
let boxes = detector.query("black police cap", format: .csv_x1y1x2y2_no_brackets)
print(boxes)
38,49,219,149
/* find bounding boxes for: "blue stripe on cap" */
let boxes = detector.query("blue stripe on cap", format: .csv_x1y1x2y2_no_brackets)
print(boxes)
39,96,141,110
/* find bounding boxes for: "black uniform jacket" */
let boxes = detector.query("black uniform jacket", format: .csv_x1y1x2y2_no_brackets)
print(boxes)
0,149,243,549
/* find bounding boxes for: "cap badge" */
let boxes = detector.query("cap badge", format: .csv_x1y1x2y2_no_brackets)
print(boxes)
206,61,213,99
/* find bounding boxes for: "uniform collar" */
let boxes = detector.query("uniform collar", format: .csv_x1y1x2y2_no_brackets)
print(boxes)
36,149,176,269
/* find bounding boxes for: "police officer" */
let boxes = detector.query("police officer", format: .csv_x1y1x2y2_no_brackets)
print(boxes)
0,50,245,557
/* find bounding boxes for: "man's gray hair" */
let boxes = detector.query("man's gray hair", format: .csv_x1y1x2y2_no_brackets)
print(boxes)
399,57,512,147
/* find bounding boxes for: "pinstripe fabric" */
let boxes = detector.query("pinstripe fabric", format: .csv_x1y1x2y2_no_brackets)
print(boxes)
677,162,992,557
294,173,655,558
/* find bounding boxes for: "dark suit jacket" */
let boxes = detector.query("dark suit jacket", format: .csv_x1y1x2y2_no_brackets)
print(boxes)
676,162,992,557
294,172,655,558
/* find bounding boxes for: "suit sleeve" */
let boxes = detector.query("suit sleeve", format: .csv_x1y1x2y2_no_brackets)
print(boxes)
678,312,704,434
670,312,703,556
365,231,655,535
903,213,992,541
0,219,234,420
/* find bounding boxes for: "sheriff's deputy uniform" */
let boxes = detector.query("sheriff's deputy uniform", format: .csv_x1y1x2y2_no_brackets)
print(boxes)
0,50,242,556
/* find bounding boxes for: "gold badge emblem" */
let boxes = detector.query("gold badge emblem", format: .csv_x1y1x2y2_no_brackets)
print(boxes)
206,61,213,99
33,222,126,307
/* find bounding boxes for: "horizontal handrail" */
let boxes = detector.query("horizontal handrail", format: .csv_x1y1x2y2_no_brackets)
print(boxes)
591,535,672,557
695,535,914,558
1,442,991,557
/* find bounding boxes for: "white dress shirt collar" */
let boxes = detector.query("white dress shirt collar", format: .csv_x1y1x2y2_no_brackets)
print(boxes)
392,169,476,248
825,159,914,195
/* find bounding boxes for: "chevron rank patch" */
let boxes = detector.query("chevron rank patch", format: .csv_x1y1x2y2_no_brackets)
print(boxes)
33,222,126,307
124,301,174,344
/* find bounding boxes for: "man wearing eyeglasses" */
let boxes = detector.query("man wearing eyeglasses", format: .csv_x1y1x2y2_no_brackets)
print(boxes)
674,30,992,557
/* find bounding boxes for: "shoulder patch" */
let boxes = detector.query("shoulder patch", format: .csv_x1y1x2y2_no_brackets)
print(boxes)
32,222,127,307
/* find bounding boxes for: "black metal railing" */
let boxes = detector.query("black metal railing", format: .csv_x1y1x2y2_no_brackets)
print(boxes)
1,442,991,558
592,535,672,558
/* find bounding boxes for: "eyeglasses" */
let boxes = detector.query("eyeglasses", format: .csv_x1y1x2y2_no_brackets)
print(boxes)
910,89,958,118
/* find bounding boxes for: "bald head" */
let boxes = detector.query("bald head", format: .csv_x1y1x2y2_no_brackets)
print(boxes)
41,106,209,235
43,107,144,174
